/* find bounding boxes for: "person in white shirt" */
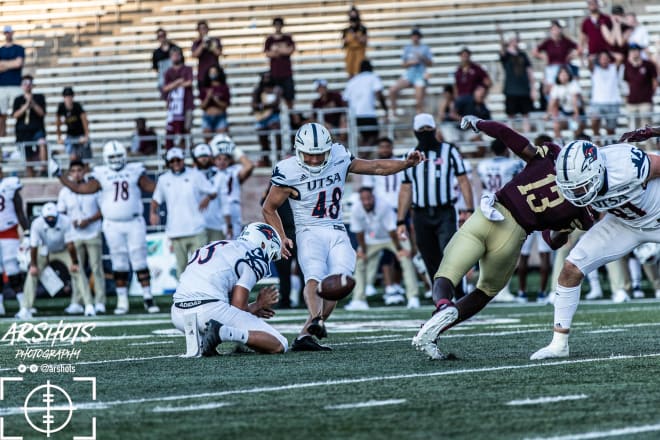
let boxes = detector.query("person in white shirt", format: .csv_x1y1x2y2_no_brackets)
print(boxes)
150,147,217,278
342,59,388,147
17,203,94,320
348,187,418,310
57,160,105,314
547,66,585,139
191,143,231,243
57,140,159,315
210,134,254,239
589,52,622,136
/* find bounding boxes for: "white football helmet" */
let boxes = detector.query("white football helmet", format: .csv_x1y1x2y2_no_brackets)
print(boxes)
192,143,212,158
238,222,282,263
103,141,127,171
294,122,332,175
210,134,235,156
555,140,605,207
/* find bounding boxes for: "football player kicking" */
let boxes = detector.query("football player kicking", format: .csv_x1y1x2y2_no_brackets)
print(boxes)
57,141,160,315
413,116,595,360
263,122,424,351
172,222,288,355
531,127,660,360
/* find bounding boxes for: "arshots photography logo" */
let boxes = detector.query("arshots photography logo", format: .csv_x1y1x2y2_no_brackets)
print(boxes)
0,377,97,439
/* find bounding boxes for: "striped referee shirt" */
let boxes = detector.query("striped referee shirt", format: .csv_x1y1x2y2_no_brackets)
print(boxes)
402,143,467,208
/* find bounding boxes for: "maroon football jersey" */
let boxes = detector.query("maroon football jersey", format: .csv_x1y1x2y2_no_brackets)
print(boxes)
496,144,594,233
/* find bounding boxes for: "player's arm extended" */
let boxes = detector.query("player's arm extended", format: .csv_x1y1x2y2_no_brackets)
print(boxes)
58,175,101,194
461,117,536,162
348,151,424,175
262,185,295,258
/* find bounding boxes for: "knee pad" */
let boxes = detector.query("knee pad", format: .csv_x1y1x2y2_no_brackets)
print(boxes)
136,269,151,283
113,271,130,283
8,273,23,292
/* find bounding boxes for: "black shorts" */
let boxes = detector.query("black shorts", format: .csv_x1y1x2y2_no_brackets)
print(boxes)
356,117,379,140
271,76,295,102
505,95,532,116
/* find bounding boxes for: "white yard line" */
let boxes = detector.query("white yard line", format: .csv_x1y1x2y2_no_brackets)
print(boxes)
152,402,230,412
524,422,660,440
325,399,406,410
1,352,658,417
507,394,588,406
129,341,175,346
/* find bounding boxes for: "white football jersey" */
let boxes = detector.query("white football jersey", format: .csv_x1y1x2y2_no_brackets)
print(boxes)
173,240,268,303
90,163,145,221
57,184,102,241
590,145,660,229
29,214,74,255
361,170,403,210
0,177,22,231
271,143,353,229
217,164,242,204
195,167,230,231
477,156,524,197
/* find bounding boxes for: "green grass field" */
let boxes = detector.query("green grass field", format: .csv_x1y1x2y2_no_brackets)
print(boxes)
1,295,659,440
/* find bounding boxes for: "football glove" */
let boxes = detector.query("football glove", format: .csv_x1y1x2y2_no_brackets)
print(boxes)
460,115,482,133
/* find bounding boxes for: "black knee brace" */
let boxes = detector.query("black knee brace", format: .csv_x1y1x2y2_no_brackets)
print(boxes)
136,269,151,283
113,271,130,283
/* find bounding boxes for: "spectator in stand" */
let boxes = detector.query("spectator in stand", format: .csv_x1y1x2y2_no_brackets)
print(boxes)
602,5,633,63
436,85,460,143
130,118,158,156
546,65,585,139
152,28,180,92
343,59,388,149
0,26,24,137
498,31,535,133
389,29,433,117
264,17,296,113
162,47,194,149
12,75,46,177
622,44,657,146
252,71,282,167
454,47,491,110
56,87,90,161
191,21,222,92
311,79,346,136
342,7,368,78
533,20,578,98
580,0,612,63
199,64,230,142
626,13,650,56
589,51,621,137
453,84,490,143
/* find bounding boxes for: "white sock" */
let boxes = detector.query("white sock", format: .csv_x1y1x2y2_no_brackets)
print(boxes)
550,331,569,348
554,283,581,330
219,325,248,344
628,257,642,288
16,293,24,306
116,287,128,298
142,285,152,300
587,271,601,290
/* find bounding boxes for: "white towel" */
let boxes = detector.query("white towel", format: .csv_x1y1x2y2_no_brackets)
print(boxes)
480,194,505,222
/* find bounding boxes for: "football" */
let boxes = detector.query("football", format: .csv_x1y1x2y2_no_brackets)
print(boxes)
317,274,356,301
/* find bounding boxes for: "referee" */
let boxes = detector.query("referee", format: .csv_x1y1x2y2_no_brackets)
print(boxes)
397,113,474,282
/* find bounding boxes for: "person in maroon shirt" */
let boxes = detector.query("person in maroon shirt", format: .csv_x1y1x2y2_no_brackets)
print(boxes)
623,44,658,148
199,64,230,142
265,17,296,112
580,0,612,62
453,47,491,110
191,20,222,92
412,116,594,360
162,47,194,149
310,79,346,135
533,20,578,96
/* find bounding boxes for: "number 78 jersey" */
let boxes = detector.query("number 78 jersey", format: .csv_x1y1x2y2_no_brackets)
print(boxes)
496,143,594,233
271,143,353,229
90,163,146,221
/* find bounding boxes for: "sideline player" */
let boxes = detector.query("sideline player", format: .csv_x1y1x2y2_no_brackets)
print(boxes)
57,140,160,314
263,122,424,351
0,166,29,316
531,131,660,360
171,222,288,355
412,116,595,360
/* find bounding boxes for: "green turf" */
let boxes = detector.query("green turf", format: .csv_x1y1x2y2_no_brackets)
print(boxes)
1,297,659,440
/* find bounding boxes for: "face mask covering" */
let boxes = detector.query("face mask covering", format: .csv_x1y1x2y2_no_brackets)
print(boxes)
415,130,437,151
209,74,219,81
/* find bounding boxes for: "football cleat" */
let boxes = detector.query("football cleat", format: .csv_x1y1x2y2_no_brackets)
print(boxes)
632,288,645,299
308,317,327,339
65,303,84,315
84,304,96,317
530,343,569,360
412,304,458,359
344,299,369,311
291,335,332,352
406,297,420,309
95,303,106,314
584,289,603,300
384,293,406,305
516,291,528,303
201,320,223,357
144,299,160,314
611,289,630,304
15,308,33,321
